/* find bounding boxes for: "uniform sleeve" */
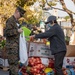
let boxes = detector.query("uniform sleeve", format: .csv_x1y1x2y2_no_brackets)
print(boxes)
4,20,19,37
35,27,55,39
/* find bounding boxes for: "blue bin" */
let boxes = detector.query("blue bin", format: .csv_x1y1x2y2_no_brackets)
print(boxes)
46,71,54,75
70,68,75,75
66,65,74,69
18,71,22,75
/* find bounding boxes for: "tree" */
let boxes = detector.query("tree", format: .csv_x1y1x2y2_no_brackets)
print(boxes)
60,0,75,29
22,5,42,24
0,0,18,35
44,0,75,28
64,16,70,21
16,0,42,24
60,0,75,44
0,0,43,35
72,0,75,4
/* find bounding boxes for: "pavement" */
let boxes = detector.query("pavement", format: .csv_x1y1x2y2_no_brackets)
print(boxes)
0,69,9,75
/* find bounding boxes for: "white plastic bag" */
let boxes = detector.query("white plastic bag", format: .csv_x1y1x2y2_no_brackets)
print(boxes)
19,31,28,65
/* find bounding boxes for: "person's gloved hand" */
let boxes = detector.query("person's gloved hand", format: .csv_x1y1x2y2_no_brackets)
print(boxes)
18,28,23,33
29,35,35,41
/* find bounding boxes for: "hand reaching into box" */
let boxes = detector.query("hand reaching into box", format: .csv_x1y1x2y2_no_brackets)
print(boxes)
30,35,35,41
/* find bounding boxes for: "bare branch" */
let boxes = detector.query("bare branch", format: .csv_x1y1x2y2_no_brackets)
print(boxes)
60,0,75,27
46,0,75,28
46,0,75,14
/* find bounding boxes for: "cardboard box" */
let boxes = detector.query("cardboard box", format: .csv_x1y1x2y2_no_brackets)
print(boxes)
28,42,54,58
66,45,75,57
63,57,75,68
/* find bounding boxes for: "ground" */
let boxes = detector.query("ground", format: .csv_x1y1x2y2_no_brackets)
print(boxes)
0,69,9,75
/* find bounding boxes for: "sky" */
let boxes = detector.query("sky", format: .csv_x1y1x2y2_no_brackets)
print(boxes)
54,0,75,17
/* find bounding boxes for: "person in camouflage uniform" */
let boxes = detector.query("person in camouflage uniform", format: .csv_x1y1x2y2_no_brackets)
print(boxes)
4,6,26,75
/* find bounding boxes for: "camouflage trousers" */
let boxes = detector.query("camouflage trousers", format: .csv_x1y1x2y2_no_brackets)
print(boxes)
7,48,19,75
9,64,18,75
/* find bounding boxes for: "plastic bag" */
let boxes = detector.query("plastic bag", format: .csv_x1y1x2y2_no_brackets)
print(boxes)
19,31,28,65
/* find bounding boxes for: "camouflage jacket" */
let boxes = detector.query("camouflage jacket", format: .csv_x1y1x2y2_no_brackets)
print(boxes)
4,15,20,49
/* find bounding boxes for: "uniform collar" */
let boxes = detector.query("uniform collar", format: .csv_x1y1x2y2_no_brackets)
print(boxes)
12,15,19,23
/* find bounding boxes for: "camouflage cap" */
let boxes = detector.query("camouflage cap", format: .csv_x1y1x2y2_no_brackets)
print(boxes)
17,6,26,17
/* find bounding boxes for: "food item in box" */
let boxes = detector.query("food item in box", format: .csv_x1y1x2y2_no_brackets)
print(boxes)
28,57,46,74
30,64,45,74
62,68,68,75
44,68,53,73
21,66,26,73
28,57,41,66
36,57,41,64
46,41,50,46
48,58,54,68
28,57,36,66
22,73,28,75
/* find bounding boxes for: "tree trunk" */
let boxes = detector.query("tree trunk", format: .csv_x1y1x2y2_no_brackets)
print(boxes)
0,24,3,36
60,0,75,29
72,32,75,45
